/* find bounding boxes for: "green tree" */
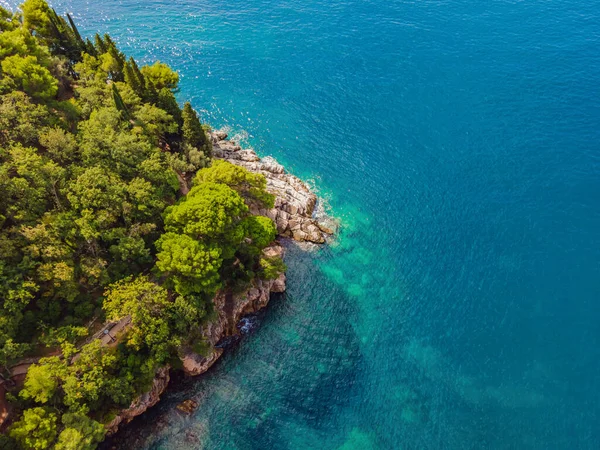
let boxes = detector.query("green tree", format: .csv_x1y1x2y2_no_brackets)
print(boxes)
157,88,182,128
0,27,49,60
181,101,211,157
93,33,107,54
195,160,274,208
55,413,105,450
134,103,178,140
62,340,135,410
9,407,58,450
240,215,277,255
0,6,17,32
155,233,223,296
140,61,179,91
260,255,286,280
21,0,54,43
20,363,60,404
0,91,52,146
38,127,78,164
104,276,174,361
1,54,58,100
124,58,145,98
66,13,85,50
103,34,125,81
164,182,248,244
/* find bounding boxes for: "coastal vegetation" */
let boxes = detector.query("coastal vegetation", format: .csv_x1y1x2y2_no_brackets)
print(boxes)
0,1,281,447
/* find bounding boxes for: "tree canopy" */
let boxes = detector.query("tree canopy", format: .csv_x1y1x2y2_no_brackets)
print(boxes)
0,1,280,448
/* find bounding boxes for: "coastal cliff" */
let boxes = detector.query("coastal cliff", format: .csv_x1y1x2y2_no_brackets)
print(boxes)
106,131,334,434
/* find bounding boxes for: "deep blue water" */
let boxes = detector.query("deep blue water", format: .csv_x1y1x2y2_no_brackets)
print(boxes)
5,0,600,447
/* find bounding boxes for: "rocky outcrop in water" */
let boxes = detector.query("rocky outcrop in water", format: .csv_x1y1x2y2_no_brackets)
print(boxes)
212,131,337,243
176,399,199,415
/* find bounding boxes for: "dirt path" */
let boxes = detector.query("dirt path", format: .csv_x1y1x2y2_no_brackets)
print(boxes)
7,316,132,379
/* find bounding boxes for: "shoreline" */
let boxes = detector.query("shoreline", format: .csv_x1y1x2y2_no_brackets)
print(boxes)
105,130,336,436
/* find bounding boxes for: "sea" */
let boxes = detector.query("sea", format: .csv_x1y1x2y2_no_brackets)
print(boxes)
3,0,599,448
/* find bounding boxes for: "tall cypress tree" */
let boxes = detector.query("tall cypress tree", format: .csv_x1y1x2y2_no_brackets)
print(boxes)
66,13,85,48
158,88,183,129
105,36,126,82
124,60,145,98
112,84,131,121
182,102,211,157
46,9,64,45
129,58,146,92
94,33,107,54
45,9,81,65
84,38,97,56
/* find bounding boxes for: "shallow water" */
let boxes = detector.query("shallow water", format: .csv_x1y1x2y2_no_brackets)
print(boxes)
4,0,600,447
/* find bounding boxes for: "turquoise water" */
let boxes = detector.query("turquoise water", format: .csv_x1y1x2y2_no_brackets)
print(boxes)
5,0,600,447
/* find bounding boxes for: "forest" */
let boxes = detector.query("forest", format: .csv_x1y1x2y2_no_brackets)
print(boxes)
0,1,281,447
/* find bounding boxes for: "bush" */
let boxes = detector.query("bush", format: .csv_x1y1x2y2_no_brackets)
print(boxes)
260,256,286,280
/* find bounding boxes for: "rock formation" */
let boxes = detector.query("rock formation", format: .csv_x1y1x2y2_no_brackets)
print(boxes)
211,131,337,243
107,130,334,434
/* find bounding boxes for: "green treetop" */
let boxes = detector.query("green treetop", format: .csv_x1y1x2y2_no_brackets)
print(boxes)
141,61,179,91
103,276,175,362
10,407,58,450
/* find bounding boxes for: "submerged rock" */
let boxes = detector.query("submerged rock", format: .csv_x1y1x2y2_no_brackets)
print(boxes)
176,399,199,415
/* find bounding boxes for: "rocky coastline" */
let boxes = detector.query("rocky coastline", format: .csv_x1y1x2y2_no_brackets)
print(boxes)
106,131,334,434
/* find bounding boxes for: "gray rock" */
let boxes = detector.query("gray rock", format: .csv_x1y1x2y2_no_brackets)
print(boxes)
214,130,228,141
211,130,336,244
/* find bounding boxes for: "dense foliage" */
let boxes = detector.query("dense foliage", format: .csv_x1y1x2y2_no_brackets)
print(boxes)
0,1,282,447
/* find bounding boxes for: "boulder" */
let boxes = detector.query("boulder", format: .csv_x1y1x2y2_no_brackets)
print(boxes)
181,348,223,376
176,399,199,415
213,130,228,142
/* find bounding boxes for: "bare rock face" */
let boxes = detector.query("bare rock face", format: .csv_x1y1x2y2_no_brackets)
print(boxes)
211,131,337,243
105,366,170,435
180,243,286,376
181,347,224,376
